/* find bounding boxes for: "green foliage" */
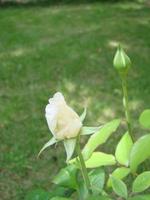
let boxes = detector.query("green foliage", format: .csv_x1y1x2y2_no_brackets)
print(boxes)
82,119,120,160
132,171,150,193
49,187,73,198
107,167,130,187
115,132,133,166
25,187,74,200
111,176,128,199
50,197,71,200
25,189,50,200
1,1,150,199
53,164,78,189
128,195,150,200
78,181,89,200
78,168,105,199
88,168,105,194
86,195,112,200
130,134,150,172
85,152,116,168
36,44,150,199
139,109,150,129
26,44,150,199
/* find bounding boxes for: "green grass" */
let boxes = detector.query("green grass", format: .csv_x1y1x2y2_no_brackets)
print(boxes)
0,1,150,199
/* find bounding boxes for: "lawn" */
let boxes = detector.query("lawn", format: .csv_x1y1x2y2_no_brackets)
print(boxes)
0,1,150,199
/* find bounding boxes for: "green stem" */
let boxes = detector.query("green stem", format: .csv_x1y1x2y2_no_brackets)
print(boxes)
121,75,134,141
76,136,92,195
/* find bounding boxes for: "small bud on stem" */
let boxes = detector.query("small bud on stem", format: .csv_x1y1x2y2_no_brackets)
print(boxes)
113,45,131,76
113,45,134,141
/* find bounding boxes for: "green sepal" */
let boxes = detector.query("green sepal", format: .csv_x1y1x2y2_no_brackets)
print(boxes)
80,126,103,136
38,137,57,157
63,138,76,162
80,108,87,122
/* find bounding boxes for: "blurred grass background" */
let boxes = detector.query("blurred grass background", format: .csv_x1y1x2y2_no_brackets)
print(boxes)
0,0,150,199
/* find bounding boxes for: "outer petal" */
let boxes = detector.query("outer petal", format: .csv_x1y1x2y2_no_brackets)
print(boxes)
55,105,82,139
50,92,66,106
45,104,58,136
56,119,82,139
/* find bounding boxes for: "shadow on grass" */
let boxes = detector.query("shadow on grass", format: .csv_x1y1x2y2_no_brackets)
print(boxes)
0,0,137,8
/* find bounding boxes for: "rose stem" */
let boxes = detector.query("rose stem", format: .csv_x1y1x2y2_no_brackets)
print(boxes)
76,136,92,195
121,75,134,141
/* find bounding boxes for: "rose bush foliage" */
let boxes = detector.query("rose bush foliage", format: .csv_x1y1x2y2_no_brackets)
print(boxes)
35,46,150,200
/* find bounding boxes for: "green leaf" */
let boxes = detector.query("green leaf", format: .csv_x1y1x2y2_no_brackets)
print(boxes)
80,126,103,136
85,152,116,168
107,167,130,187
89,168,105,194
87,195,113,200
132,171,150,193
49,187,71,198
78,180,89,200
38,137,57,157
25,189,50,200
130,134,150,172
53,164,77,189
63,139,76,162
79,168,105,199
82,119,120,160
111,176,128,199
115,132,133,166
50,198,71,200
80,108,87,122
128,195,150,200
139,109,150,129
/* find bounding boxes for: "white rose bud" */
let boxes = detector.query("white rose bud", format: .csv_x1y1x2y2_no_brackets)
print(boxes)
45,92,82,140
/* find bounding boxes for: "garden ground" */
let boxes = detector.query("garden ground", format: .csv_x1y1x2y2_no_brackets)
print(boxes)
0,1,150,199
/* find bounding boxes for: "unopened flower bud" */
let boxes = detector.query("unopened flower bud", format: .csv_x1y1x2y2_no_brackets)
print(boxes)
113,45,131,75
45,92,82,140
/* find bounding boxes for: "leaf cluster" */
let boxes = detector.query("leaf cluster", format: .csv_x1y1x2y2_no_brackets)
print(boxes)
49,109,150,199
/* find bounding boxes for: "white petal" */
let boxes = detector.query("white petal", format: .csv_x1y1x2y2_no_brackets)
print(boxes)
45,92,82,140
54,92,64,100
53,92,66,104
45,113,57,136
45,104,57,115
45,103,58,136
